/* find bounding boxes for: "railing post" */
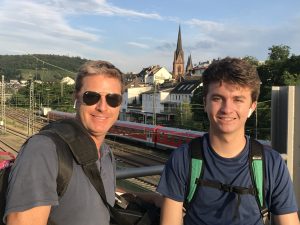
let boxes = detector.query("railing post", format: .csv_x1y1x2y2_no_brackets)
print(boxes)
271,86,300,212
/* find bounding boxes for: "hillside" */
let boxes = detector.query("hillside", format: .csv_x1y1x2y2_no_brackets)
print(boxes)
0,54,88,81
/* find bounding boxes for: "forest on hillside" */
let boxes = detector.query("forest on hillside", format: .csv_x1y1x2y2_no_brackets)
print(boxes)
0,54,88,81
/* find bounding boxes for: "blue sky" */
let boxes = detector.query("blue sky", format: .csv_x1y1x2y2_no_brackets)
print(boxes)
0,0,300,73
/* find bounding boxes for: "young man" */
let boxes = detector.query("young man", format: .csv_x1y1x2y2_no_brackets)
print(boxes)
4,60,124,225
157,57,299,225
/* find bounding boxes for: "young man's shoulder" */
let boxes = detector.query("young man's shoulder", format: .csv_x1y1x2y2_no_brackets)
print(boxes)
261,143,284,162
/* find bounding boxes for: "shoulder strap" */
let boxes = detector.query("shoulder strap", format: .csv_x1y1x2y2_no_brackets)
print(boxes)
185,136,204,206
249,138,269,220
38,130,73,197
36,130,73,225
41,119,99,165
82,163,132,225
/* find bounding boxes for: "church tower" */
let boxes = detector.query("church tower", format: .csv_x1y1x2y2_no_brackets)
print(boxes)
186,54,193,73
172,26,184,81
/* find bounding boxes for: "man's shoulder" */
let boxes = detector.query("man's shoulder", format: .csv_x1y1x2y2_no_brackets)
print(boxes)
16,134,58,164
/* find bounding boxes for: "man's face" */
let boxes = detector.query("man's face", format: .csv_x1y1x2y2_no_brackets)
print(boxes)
76,74,122,141
204,81,256,137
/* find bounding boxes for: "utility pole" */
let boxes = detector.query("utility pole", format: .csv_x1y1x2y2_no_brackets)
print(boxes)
152,81,156,125
28,79,35,135
61,81,64,97
0,75,6,134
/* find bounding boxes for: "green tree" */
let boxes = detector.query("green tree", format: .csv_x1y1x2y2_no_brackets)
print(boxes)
190,87,209,131
243,56,259,66
268,45,290,61
9,81,75,112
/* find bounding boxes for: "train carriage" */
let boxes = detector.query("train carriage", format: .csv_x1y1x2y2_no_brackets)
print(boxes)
108,120,156,147
46,110,205,150
155,126,205,149
47,110,75,122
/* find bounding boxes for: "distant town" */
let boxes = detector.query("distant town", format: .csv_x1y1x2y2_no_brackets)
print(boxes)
0,27,299,140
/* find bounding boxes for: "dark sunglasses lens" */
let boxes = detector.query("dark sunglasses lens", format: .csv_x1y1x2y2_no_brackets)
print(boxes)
83,91,100,105
106,94,122,107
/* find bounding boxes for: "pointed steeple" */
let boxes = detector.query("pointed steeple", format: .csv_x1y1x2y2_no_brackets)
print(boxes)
172,25,184,81
176,26,183,55
186,54,193,72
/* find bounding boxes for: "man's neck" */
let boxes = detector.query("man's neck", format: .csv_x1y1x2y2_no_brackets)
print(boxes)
208,132,246,158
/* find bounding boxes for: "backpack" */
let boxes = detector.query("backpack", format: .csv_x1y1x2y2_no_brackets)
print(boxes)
0,152,15,225
184,136,270,224
1,119,158,225
0,123,74,225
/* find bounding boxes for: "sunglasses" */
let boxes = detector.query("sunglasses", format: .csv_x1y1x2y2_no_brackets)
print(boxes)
82,91,122,108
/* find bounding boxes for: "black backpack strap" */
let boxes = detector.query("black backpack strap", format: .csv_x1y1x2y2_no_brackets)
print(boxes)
184,136,204,208
41,119,98,165
82,163,132,225
37,130,73,225
38,130,73,197
249,138,269,221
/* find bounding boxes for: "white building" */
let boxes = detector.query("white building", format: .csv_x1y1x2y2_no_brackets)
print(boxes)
141,87,173,113
138,65,173,85
164,79,202,112
61,76,75,85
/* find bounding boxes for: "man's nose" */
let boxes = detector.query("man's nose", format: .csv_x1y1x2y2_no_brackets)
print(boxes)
96,95,108,111
221,100,234,113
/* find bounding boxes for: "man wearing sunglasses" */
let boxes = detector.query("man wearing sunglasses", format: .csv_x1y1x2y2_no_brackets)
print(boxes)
5,61,124,225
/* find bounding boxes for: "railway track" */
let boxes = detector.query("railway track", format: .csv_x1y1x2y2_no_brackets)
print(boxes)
0,138,19,155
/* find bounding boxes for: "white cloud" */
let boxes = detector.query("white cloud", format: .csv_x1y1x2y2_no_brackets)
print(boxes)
127,42,150,49
181,17,300,62
0,1,98,42
185,19,224,32
32,0,163,19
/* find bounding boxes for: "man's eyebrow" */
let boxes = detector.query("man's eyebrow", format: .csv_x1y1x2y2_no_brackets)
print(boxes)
234,95,247,99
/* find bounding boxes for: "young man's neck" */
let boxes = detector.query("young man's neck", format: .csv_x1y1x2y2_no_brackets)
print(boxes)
208,131,246,158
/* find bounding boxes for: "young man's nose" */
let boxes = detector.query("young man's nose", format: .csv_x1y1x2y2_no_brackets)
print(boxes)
221,100,234,113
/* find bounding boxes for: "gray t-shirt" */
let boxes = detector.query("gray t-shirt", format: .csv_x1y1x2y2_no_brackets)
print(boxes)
4,134,116,225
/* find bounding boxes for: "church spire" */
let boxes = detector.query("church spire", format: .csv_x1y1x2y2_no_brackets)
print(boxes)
172,25,184,81
186,54,193,72
176,26,183,55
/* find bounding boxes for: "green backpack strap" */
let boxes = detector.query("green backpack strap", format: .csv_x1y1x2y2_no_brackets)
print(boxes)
184,136,204,207
249,138,269,220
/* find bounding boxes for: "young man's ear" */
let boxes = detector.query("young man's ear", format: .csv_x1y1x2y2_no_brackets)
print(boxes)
247,109,253,118
248,102,257,118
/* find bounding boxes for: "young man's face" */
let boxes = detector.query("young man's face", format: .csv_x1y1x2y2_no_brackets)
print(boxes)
204,81,257,137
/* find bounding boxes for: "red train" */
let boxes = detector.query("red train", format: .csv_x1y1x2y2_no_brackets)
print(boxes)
47,110,205,150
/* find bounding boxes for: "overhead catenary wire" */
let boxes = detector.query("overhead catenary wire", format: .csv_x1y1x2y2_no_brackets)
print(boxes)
30,55,76,75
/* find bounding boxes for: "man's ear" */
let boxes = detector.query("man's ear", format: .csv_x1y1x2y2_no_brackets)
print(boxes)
203,97,207,112
247,109,253,118
248,102,257,118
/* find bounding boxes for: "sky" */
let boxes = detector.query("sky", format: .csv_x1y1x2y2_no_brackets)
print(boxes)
0,0,300,73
